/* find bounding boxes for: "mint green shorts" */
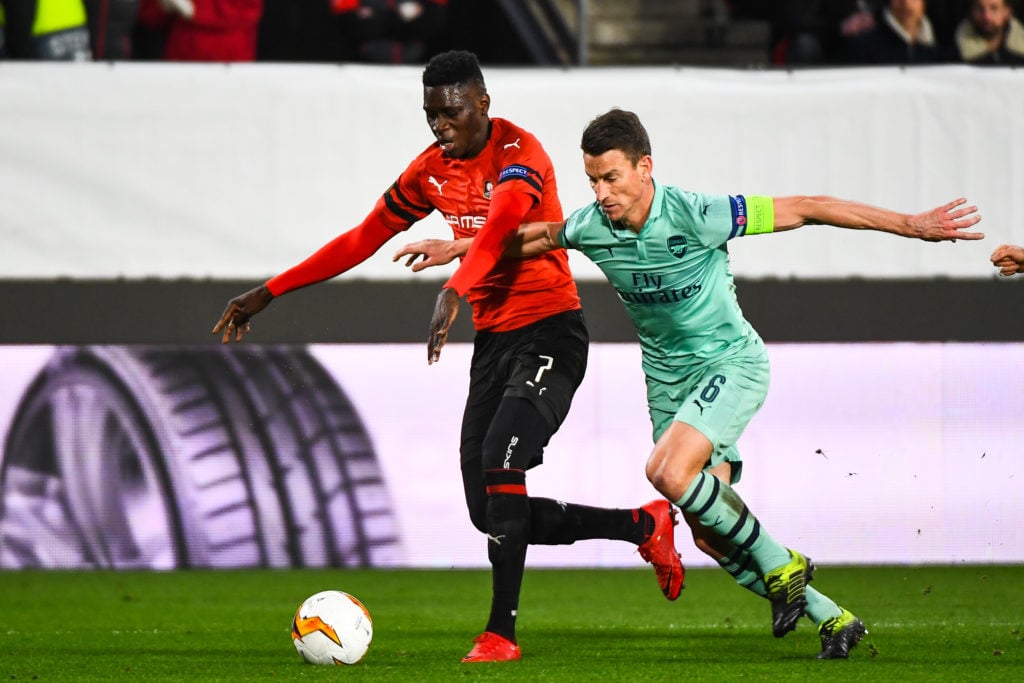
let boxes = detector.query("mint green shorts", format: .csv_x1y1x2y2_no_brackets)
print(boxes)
644,339,770,484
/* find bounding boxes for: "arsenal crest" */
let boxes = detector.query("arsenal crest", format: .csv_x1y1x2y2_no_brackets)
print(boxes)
667,235,687,258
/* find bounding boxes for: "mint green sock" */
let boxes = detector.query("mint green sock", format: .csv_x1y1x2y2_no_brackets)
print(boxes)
717,555,767,597
719,553,841,623
805,586,842,624
675,471,791,573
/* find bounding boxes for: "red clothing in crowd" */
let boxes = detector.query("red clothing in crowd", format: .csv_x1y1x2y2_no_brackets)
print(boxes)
137,0,263,61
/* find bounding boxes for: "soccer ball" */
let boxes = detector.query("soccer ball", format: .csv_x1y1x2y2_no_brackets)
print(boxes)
291,590,373,665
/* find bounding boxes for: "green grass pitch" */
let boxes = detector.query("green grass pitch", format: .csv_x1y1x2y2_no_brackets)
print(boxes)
1,564,1021,681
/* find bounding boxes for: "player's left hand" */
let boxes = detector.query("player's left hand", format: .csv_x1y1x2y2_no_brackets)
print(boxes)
428,287,459,364
393,239,460,272
908,198,983,242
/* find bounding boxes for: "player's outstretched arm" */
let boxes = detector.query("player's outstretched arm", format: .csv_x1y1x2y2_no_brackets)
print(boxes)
213,213,400,343
393,221,567,275
771,196,983,242
393,238,473,272
212,284,274,344
506,221,566,256
991,244,1024,276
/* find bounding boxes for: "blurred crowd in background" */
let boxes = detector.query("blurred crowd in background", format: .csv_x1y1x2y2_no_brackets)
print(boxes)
0,0,450,62
0,0,1020,66
759,0,1023,65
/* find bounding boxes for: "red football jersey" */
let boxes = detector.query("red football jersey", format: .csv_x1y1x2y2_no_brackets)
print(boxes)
373,118,581,332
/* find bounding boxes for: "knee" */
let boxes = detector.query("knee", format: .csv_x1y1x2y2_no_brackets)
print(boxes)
645,452,698,500
467,500,488,534
462,466,489,533
644,458,665,491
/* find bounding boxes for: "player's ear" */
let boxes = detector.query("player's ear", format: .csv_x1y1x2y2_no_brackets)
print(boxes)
478,91,491,115
638,155,653,180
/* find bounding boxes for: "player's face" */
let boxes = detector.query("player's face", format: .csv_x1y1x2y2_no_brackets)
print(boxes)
423,83,490,159
583,149,654,231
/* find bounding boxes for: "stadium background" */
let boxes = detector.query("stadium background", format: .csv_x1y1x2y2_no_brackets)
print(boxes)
1,63,1022,570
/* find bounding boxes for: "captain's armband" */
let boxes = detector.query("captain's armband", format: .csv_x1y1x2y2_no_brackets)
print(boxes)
730,194,774,237
743,195,774,236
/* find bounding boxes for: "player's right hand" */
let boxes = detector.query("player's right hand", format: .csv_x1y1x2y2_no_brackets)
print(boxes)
212,285,274,344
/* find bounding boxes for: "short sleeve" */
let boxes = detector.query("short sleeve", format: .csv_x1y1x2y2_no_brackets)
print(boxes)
558,205,590,250
491,132,550,206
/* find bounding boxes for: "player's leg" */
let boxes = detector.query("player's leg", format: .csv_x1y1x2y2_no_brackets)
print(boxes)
472,398,680,652
644,349,813,636
711,540,865,659
459,321,562,661
682,462,779,602
457,329,524,663
462,311,680,662
465,392,614,661
461,310,685,662
683,470,865,657
503,310,682,599
471,395,554,656
458,333,505,535
481,394,681,580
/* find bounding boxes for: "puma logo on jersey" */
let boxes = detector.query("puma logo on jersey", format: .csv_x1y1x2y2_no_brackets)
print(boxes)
487,533,506,545
503,138,521,150
428,176,448,195
693,399,705,415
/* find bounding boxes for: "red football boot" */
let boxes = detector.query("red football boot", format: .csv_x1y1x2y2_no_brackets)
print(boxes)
637,499,685,600
461,631,522,663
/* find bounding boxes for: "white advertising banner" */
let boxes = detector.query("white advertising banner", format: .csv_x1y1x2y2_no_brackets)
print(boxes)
1,342,1020,570
0,63,1017,281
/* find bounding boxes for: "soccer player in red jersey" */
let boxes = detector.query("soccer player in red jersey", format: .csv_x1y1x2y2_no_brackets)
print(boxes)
213,50,683,663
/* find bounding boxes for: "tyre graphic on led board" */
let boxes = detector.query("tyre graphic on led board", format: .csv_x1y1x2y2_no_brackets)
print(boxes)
0,345,401,569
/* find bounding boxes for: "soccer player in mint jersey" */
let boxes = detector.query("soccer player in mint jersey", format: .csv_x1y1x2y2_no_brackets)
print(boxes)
213,55,683,663
403,108,983,659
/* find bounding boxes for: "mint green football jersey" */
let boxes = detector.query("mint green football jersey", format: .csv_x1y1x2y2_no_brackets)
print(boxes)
559,182,772,382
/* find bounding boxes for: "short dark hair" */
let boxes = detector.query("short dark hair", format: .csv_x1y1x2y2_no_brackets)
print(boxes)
422,50,486,89
580,109,651,164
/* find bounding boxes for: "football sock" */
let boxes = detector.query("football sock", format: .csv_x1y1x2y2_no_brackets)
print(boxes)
675,471,791,574
718,550,768,597
719,551,840,623
528,498,649,545
483,469,531,643
804,586,842,624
